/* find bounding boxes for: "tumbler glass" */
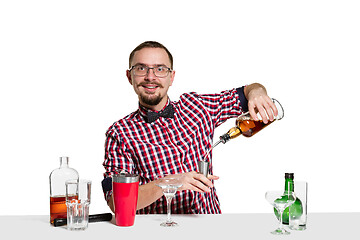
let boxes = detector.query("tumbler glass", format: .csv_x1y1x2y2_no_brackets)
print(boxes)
65,179,92,230
289,181,308,230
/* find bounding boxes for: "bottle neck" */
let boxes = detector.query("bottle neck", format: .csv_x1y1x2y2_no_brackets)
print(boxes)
220,127,242,144
285,178,294,192
59,157,69,168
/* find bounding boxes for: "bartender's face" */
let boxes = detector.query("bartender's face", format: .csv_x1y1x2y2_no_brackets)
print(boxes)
127,47,175,111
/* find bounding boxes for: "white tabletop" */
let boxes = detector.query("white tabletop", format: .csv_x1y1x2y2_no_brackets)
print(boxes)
1,213,359,239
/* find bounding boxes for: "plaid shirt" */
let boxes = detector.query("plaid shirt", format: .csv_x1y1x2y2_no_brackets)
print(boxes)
102,87,248,214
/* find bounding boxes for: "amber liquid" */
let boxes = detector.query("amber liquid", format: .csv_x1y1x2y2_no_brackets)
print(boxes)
236,119,271,137
50,195,78,224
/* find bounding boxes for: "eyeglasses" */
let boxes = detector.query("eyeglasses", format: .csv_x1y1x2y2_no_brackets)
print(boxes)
129,64,172,78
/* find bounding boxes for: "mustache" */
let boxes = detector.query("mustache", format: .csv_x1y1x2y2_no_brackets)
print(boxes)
138,82,163,88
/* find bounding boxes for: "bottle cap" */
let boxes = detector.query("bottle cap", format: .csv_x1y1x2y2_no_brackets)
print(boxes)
285,173,294,179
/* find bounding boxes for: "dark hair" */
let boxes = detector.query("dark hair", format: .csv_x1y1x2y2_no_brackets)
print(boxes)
129,41,173,69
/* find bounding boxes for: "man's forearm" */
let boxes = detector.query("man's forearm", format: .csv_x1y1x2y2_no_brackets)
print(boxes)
107,179,164,212
136,180,164,210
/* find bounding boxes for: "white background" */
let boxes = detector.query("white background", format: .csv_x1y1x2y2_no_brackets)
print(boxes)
1,0,359,215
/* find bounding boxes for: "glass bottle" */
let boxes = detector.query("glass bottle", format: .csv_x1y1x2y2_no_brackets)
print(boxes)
201,98,284,162
219,98,284,144
49,156,79,224
274,173,303,224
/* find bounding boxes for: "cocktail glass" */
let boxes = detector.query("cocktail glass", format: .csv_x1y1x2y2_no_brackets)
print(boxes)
265,190,296,235
156,177,183,227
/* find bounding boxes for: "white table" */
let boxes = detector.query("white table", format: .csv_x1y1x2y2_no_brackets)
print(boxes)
1,213,358,239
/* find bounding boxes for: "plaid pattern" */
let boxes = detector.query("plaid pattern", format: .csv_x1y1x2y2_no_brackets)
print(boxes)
103,87,247,214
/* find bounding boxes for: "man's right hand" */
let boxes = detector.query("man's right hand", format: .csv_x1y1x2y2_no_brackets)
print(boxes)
167,171,219,193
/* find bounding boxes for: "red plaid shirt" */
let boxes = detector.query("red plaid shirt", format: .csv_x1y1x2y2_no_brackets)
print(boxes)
102,87,248,214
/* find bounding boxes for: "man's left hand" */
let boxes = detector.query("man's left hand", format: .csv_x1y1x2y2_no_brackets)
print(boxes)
244,83,278,124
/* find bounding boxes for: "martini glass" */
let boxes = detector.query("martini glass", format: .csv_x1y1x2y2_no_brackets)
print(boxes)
265,190,296,235
156,177,183,227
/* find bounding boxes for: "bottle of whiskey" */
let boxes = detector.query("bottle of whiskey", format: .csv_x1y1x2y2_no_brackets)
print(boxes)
219,98,284,144
274,173,303,224
49,156,79,224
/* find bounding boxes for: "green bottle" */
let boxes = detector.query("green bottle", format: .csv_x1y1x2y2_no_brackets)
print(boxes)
274,173,303,224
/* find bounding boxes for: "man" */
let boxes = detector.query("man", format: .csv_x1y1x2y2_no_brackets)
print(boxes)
102,41,278,214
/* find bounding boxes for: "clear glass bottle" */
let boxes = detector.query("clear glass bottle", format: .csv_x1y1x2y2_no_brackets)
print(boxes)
219,98,284,143
49,156,79,224
202,98,285,161
274,173,303,224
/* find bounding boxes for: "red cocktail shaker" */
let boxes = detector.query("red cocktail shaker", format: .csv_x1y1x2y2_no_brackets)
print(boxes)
112,173,139,227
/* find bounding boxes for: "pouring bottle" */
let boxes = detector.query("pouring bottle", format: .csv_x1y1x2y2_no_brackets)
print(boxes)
219,98,284,144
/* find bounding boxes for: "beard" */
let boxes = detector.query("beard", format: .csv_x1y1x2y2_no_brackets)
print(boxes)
139,93,163,106
137,81,165,106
